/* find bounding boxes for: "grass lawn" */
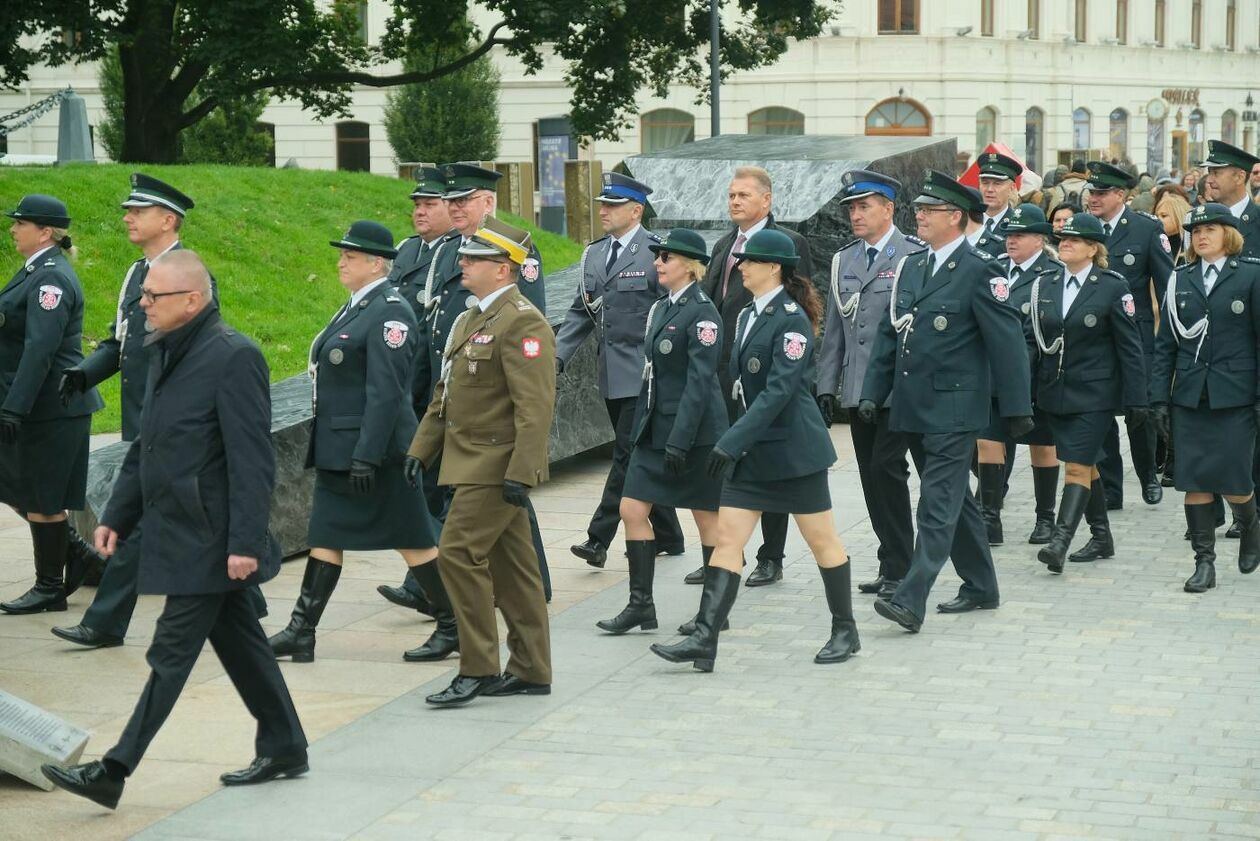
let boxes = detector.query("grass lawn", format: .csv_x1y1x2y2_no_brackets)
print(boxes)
1,164,582,433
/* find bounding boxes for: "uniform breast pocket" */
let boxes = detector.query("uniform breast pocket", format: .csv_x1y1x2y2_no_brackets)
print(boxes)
616,276,648,293
930,301,960,314
869,279,893,295
462,343,497,386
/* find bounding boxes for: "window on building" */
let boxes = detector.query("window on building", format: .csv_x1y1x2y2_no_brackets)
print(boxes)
1074,0,1087,42
1025,107,1044,174
640,109,695,152
878,0,919,34
1027,0,1040,39
1222,110,1238,146
865,98,932,136
1116,0,1128,44
1073,107,1091,151
1188,109,1206,164
1147,116,1166,175
1227,0,1237,50
748,107,804,136
356,1,369,44
256,122,277,167
1109,109,1129,161
335,121,370,172
976,107,997,154
981,0,995,36
1154,0,1166,46
1191,0,1202,48
0,133,8,157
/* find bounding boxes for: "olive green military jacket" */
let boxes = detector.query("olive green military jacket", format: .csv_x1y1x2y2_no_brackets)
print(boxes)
410,285,555,488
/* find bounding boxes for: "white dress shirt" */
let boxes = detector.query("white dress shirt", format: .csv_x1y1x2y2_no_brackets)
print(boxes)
928,235,967,276
1061,266,1090,317
741,286,785,346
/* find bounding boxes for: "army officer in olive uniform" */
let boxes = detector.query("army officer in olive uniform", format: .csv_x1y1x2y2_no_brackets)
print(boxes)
407,217,555,708
269,221,446,664
0,196,104,615
556,172,685,569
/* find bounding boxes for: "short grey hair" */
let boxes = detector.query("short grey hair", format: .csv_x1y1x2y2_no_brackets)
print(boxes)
152,249,212,295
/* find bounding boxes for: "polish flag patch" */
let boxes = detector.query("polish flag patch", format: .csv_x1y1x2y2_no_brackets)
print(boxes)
521,336,542,358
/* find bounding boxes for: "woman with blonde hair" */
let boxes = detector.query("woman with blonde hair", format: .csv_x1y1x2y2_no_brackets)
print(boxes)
1153,187,1193,266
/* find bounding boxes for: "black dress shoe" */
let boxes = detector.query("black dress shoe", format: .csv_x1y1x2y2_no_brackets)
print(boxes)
872,599,921,633
857,575,886,595
51,624,124,649
220,754,309,786
376,584,435,617
41,761,123,810
1106,498,1123,511
425,674,498,707
1142,483,1163,505
571,539,607,569
483,672,551,697
876,579,899,601
744,559,782,587
936,595,999,613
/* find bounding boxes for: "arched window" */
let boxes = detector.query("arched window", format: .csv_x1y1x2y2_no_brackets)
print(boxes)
1025,107,1044,173
976,106,997,154
1188,108,1206,165
1109,108,1129,161
865,98,932,137
1222,109,1238,146
335,121,370,172
1072,108,1091,151
747,107,804,136
640,109,695,152
256,122,276,168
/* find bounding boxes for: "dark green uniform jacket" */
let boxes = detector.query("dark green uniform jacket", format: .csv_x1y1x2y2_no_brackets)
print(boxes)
1103,208,1175,352
389,231,452,405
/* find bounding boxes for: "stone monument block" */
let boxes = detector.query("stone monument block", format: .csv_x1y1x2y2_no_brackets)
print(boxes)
0,689,89,791
56,90,95,164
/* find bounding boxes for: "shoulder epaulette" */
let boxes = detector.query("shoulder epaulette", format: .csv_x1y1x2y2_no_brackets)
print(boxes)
645,231,663,243
1034,265,1059,275
836,239,861,252
1134,210,1160,222
588,234,611,246
515,299,534,312
695,290,711,303
975,249,993,260
385,295,402,304
1176,259,1200,271
1240,256,1260,265
904,234,927,247
1101,268,1128,282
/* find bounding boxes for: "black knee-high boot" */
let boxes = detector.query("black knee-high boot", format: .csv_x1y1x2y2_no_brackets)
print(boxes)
1184,503,1218,593
403,560,459,661
677,546,729,635
650,566,739,672
267,557,341,662
1028,465,1059,544
1037,483,1090,574
1,520,70,615
1227,497,1260,575
1069,478,1115,562
978,463,1004,546
597,540,658,634
815,563,860,664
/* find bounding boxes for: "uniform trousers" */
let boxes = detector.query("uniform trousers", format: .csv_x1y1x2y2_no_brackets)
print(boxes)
1100,413,1157,504
587,397,684,551
104,588,305,772
440,484,552,684
891,431,1001,622
849,408,913,581
721,376,789,562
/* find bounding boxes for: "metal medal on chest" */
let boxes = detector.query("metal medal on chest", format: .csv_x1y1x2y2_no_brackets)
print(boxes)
747,357,761,373
659,338,673,354
1233,300,1245,314
465,296,478,309
933,315,947,331
1084,314,1097,327
329,348,345,364
1123,253,1136,266
467,360,478,374
416,291,424,304
1021,302,1031,315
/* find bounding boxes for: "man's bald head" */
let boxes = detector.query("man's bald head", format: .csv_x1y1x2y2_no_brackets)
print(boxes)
151,249,212,295
143,249,213,332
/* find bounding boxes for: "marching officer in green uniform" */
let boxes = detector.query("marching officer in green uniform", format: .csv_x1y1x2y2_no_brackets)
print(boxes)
977,151,1020,237
962,167,1007,259
1087,161,1174,509
0,196,105,615
407,217,556,707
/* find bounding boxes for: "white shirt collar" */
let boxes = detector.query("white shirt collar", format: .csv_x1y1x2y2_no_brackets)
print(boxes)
863,225,896,255
611,224,641,251
144,239,180,267
23,245,55,271
737,216,770,239
984,206,1008,226
1064,265,1091,285
1203,257,1226,277
1102,208,1125,232
478,283,514,312
1015,252,1042,274
929,234,967,270
752,285,785,315
669,280,695,304
1229,194,1250,219
349,276,389,309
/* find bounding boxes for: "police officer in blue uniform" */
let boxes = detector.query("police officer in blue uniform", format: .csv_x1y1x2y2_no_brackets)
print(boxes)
556,173,685,569
1029,213,1148,574
1150,204,1260,593
269,221,445,663
861,171,1034,634
651,229,860,670
815,169,917,601
1087,161,1174,509
0,196,105,615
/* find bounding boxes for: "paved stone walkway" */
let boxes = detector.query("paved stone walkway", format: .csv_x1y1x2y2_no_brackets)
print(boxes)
5,429,1260,840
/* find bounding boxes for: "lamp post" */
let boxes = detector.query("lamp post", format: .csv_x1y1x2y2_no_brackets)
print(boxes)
710,0,720,138
1243,92,1258,156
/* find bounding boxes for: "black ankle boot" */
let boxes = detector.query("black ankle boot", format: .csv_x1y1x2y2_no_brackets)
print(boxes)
978,463,1004,546
63,523,103,597
678,546,729,635
597,540,658,634
1037,483,1090,574
1028,465,1059,544
815,563,860,664
267,557,341,662
1070,478,1115,562
650,566,739,672
1227,497,1260,575
403,560,459,661
1,520,70,615
1184,503,1218,593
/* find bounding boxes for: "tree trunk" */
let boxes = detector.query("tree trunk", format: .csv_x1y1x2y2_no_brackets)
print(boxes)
116,0,189,163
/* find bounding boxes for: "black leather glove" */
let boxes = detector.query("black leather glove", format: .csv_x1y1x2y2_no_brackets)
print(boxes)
816,394,838,428
664,446,688,476
1151,403,1171,439
856,399,877,425
348,460,376,495
705,446,736,480
0,410,22,445
1004,415,1036,440
1125,406,1150,429
502,479,530,507
403,455,424,489
59,366,86,407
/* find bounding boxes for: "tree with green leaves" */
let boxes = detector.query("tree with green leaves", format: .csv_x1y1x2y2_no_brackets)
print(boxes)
384,47,500,164
1,1,837,163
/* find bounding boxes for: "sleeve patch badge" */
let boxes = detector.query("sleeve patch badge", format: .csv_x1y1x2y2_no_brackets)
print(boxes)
522,336,542,358
37,285,63,311
383,320,409,348
783,331,808,361
1121,293,1136,317
521,259,540,282
1160,233,1172,254
990,278,1010,302
696,320,719,347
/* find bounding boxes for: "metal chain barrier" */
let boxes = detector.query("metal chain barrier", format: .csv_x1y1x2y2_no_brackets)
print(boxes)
0,88,71,139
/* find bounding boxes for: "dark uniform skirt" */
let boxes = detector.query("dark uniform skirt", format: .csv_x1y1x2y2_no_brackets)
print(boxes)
0,415,91,515
981,399,1055,446
309,463,438,550
1172,402,1255,495
720,469,831,515
624,445,721,512
1044,410,1110,465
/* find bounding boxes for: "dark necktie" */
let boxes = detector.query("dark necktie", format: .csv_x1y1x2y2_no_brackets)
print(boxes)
866,247,878,270
984,218,994,236
1067,275,1081,290
1103,222,1113,238
1205,264,1218,290
1010,266,1022,283
926,253,937,276
606,240,621,273
722,233,747,300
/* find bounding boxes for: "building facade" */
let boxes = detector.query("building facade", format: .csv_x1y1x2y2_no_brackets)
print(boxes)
4,0,1259,182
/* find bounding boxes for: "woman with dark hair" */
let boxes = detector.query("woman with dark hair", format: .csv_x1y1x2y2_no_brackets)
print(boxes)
650,229,859,671
597,229,728,635
1049,201,1083,240
0,195,105,614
